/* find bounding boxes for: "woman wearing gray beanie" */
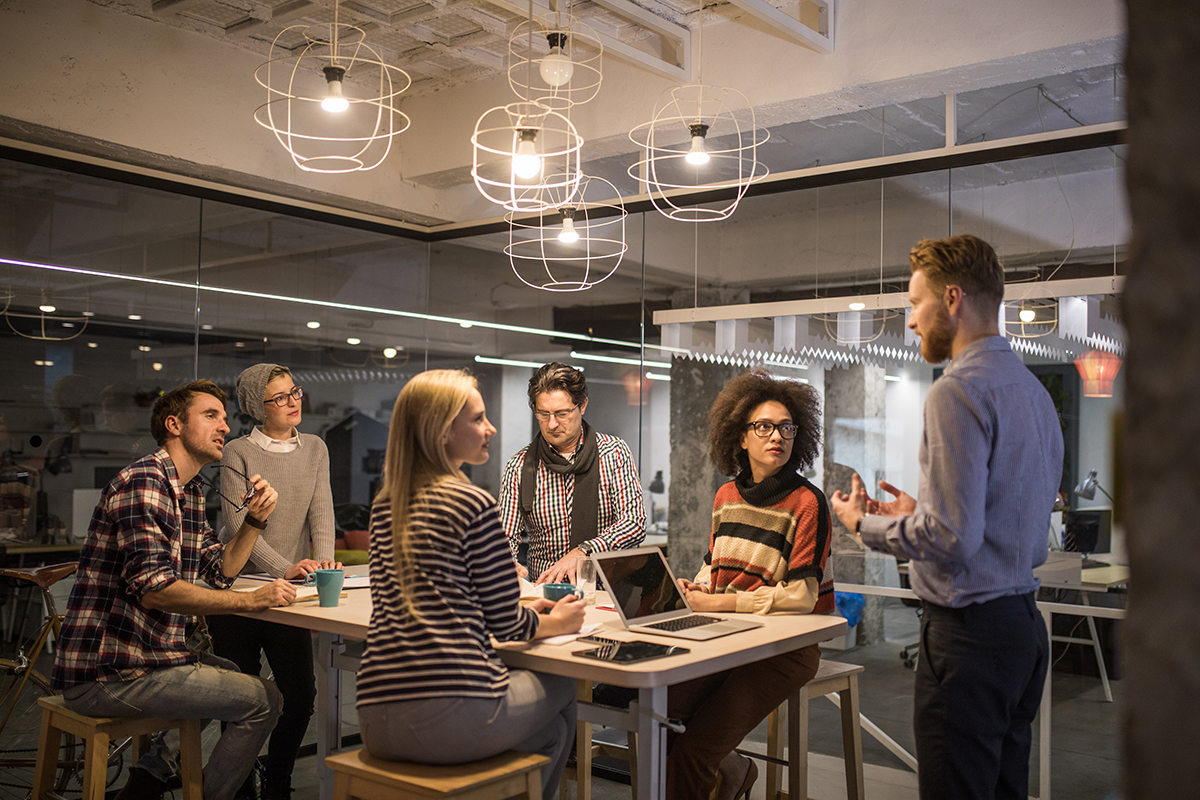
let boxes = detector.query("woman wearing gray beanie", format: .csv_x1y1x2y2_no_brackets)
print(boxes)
207,363,338,800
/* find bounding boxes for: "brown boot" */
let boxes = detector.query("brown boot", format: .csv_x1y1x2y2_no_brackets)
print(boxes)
113,768,167,800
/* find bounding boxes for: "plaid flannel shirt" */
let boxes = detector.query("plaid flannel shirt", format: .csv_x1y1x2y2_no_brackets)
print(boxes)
51,448,233,690
499,431,646,575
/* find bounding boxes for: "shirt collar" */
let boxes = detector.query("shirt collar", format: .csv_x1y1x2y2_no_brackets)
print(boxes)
947,335,1009,372
249,425,300,452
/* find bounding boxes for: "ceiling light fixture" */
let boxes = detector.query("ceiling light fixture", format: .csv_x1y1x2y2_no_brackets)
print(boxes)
848,301,866,311
473,0,583,212
306,321,321,329
506,173,627,292
628,0,768,222
253,0,411,173
507,4,603,112
569,350,670,368
346,337,361,346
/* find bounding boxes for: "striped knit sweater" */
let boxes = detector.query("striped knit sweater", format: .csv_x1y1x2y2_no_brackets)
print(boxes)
356,480,540,707
219,433,335,576
705,468,835,615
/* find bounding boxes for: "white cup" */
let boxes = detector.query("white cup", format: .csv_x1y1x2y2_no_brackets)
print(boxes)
576,556,597,606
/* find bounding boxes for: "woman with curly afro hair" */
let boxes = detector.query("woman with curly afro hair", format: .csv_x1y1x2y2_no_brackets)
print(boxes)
665,368,834,800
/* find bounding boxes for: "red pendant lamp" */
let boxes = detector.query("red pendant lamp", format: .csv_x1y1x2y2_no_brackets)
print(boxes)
1073,349,1122,397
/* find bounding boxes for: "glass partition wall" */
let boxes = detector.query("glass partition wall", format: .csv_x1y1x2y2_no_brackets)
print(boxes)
0,120,1127,797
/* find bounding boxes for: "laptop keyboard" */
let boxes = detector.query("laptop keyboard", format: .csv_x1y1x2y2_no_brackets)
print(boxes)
644,614,723,631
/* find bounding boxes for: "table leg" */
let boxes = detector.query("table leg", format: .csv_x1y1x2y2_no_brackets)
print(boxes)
316,631,343,800
633,687,668,800
1080,594,1114,702
1039,607,1052,800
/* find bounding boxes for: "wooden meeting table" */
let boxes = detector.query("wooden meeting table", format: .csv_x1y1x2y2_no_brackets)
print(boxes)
236,572,846,800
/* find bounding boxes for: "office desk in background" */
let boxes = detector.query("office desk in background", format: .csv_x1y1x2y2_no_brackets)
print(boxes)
238,572,846,800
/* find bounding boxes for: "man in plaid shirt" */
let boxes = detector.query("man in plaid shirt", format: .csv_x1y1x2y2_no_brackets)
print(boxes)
51,380,297,800
500,363,646,584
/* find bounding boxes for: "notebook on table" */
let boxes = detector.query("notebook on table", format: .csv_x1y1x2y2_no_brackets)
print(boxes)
591,547,762,641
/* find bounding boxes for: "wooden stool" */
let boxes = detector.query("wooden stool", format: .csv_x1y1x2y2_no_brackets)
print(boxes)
766,660,865,800
325,748,548,800
34,694,204,800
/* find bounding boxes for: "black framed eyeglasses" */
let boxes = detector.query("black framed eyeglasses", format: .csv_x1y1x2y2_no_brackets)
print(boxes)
196,463,257,512
266,386,304,408
746,421,799,440
534,405,579,422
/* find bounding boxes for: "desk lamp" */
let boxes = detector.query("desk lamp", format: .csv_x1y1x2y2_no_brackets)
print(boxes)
1074,469,1115,503
647,470,665,530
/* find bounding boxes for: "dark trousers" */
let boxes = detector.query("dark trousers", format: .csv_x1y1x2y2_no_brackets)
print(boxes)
207,614,317,788
666,643,821,800
915,592,1048,800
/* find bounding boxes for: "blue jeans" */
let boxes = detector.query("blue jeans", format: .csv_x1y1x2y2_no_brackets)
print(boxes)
62,652,282,800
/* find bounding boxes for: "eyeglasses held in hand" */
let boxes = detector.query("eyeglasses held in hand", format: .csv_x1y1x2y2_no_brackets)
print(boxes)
534,405,579,423
266,386,304,408
196,463,257,512
746,421,799,440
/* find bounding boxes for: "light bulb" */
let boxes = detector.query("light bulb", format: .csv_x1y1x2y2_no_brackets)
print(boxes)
383,347,398,359
306,321,321,329
540,34,574,87
1019,308,1036,323
512,129,542,179
848,302,866,311
558,209,580,244
321,65,349,113
685,122,710,166
39,303,56,313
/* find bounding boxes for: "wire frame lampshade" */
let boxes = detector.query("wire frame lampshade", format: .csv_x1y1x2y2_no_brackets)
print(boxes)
253,11,411,174
1074,348,1122,397
1004,299,1059,338
504,173,627,292
507,13,603,111
472,102,583,212
628,84,769,222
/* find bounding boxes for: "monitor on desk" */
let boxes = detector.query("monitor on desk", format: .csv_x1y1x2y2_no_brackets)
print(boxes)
1063,509,1112,556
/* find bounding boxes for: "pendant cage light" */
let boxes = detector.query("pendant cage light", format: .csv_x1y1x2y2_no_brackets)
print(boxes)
253,3,411,174
4,292,90,341
1004,299,1059,338
813,309,902,347
471,102,583,212
505,173,627,292
507,12,603,111
629,84,769,222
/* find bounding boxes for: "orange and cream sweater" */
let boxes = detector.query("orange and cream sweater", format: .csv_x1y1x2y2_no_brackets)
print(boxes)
700,469,835,615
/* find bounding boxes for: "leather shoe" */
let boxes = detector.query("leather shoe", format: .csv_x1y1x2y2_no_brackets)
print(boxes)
113,768,166,800
714,752,758,800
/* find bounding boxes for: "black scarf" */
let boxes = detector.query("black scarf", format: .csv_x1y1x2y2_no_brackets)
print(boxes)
520,419,601,549
735,466,806,507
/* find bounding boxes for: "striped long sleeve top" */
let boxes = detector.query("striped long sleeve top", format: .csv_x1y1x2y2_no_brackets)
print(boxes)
704,469,835,615
356,479,541,707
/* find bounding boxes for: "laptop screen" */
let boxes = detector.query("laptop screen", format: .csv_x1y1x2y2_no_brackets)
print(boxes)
598,550,689,622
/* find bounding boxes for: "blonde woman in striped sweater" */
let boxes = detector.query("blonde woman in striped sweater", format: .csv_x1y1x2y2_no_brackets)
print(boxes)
668,369,833,800
356,370,584,800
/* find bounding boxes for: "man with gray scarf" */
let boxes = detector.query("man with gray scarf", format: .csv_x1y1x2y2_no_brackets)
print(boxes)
499,362,646,584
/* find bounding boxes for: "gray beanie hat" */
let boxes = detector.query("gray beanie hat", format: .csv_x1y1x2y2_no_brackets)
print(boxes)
236,363,285,423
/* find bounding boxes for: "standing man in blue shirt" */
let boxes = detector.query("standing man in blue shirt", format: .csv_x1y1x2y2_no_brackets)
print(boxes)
831,234,1064,800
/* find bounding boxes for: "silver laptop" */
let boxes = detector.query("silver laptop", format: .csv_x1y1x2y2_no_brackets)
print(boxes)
592,547,762,641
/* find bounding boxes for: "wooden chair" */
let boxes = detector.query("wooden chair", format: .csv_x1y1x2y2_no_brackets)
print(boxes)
325,748,548,800
34,694,204,800
560,680,638,800
766,660,865,800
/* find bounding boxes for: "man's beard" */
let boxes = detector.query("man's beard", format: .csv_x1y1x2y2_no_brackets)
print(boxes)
181,425,222,465
920,301,955,364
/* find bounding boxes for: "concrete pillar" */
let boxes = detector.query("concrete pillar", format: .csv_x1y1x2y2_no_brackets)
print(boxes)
667,358,741,577
1122,2,1200,796
823,362,889,644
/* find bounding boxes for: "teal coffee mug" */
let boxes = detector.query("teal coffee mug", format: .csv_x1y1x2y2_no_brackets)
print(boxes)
314,569,345,608
543,582,581,602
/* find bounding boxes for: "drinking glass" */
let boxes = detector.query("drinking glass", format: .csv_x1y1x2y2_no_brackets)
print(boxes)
576,556,597,606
